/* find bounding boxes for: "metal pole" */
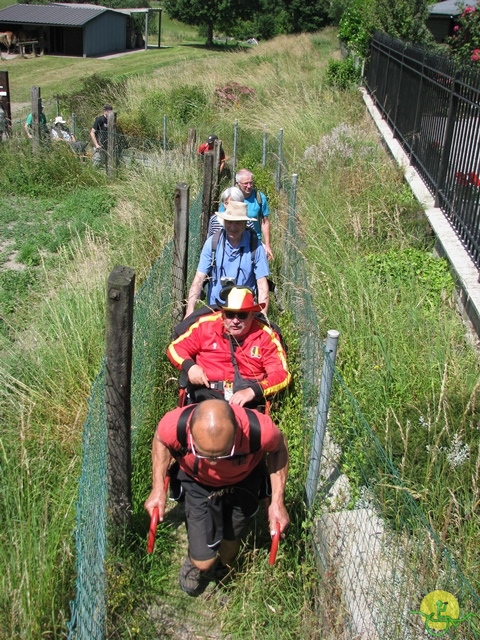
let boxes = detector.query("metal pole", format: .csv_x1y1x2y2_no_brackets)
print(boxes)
145,10,149,50
276,128,283,191
282,174,297,310
306,329,340,510
232,119,238,185
262,125,267,167
163,114,167,152
71,113,76,137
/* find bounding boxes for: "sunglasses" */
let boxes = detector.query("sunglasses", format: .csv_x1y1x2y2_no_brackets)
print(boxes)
189,433,236,460
224,311,250,320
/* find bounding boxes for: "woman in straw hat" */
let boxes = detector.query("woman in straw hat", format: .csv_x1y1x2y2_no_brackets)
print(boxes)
185,201,270,318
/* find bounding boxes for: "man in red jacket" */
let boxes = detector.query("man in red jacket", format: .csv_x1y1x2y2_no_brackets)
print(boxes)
167,287,291,409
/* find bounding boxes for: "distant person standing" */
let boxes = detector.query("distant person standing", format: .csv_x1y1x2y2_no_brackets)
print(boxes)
198,133,226,174
90,104,113,167
24,103,48,140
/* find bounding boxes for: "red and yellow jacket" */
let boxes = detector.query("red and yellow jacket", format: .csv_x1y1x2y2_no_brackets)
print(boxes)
166,312,291,400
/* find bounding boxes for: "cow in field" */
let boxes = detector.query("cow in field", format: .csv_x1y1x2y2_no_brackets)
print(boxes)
0,32,17,54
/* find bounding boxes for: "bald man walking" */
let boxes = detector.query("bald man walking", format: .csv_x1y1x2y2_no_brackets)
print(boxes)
145,399,289,596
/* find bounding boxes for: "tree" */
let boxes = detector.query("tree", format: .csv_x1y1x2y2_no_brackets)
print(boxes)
163,0,261,45
282,0,330,33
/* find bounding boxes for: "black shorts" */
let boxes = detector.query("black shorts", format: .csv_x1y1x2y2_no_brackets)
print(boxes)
177,461,270,562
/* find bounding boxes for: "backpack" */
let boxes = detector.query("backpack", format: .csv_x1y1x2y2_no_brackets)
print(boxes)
207,227,259,287
254,189,264,224
168,404,261,459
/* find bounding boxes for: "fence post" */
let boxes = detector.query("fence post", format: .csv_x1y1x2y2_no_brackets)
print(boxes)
30,86,43,153
163,114,167,152
435,71,461,208
106,109,117,179
172,184,190,325
262,125,267,167
201,152,214,244
105,265,135,534
276,128,283,191
187,128,196,157
71,113,76,137
232,119,238,185
306,329,340,510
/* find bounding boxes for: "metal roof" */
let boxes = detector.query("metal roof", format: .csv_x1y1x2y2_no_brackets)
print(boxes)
428,0,478,17
0,3,124,26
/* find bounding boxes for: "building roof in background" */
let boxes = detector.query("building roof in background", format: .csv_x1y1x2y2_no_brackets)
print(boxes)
428,0,479,17
0,3,124,26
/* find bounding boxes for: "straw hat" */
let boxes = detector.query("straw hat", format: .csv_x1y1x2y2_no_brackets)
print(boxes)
216,201,249,222
216,286,265,312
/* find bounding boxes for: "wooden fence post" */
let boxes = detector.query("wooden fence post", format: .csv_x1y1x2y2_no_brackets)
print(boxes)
187,128,197,156
201,151,214,244
30,86,43,153
106,110,117,179
172,184,190,325
105,265,135,535
212,139,222,209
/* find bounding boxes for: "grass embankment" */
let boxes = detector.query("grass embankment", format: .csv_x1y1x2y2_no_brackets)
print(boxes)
0,26,479,638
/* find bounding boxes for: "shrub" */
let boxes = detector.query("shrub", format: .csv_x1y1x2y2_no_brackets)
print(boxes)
214,82,256,110
448,6,480,63
325,57,361,89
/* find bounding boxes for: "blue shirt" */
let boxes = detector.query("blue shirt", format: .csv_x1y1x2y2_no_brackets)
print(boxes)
197,230,269,305
218,190,269,240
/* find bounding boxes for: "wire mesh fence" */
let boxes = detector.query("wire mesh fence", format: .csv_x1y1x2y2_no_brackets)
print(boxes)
67,133,479,639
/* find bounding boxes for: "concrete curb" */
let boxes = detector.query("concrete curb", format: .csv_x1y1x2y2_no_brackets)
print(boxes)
361,87,480,338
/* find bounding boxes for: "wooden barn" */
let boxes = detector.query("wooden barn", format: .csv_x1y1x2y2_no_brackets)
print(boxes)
0,3,129,57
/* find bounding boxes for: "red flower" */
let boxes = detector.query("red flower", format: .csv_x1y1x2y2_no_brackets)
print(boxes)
462,5,475,16
472,48,480,61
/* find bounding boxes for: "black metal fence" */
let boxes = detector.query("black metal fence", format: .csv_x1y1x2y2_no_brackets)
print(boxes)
364,32,480,269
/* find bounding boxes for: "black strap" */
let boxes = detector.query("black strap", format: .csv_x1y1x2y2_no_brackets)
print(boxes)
243,407,261,453
171,404,196,457
254,189,263,222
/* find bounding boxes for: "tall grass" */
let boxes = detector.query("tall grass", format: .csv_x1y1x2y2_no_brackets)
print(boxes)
0,144,202,637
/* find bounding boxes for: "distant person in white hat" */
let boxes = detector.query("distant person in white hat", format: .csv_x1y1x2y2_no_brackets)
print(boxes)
185,201,270,317
51,115,76,142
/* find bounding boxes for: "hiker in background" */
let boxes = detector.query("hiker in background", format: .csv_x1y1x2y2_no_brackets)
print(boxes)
168,286,290,408
235,168,273,260
197,133,226,174
144,398,289,596
185,201,270,317
90,104,113,167
207,186,252,237
51,116,87,154
51,115,76,142
24,103,48,140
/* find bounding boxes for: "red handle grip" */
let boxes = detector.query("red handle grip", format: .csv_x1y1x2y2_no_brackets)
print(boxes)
146,476,170,554
147,507,159,554
268,522,281,565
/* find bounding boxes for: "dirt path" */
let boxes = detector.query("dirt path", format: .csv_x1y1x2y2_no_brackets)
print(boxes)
145,502,231,639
